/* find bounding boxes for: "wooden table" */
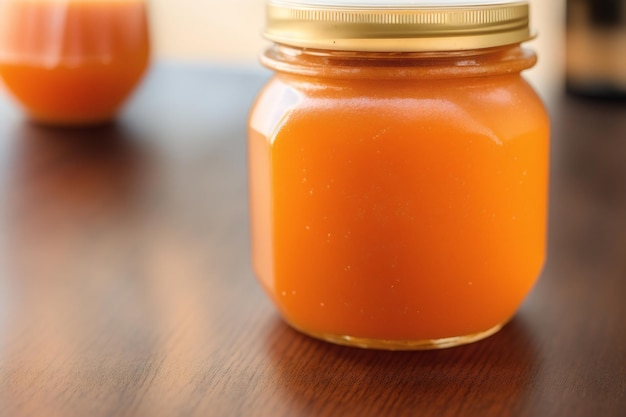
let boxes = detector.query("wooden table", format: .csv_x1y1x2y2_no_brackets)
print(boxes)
0,64,624,417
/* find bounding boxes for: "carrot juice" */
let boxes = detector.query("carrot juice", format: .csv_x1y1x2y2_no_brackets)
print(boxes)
0,0,150,125
249,1,549,350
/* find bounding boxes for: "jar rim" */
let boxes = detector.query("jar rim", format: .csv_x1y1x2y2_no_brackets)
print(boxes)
265,0,534,52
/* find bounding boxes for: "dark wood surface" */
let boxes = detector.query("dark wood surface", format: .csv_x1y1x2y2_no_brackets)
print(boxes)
0,63,624,417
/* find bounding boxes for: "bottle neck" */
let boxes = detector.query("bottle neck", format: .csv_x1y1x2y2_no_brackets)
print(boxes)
261,44,537,80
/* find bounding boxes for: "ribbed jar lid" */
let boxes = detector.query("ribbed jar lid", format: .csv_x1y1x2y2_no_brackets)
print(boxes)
265,0,533,52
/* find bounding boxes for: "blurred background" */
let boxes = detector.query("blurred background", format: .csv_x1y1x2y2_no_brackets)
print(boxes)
149,0,566,99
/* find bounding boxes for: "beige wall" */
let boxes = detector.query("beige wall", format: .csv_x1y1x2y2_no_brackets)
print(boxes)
150,0,565,96
150,0,266,64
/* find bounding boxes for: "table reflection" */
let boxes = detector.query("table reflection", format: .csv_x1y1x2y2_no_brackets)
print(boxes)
261,316,540,416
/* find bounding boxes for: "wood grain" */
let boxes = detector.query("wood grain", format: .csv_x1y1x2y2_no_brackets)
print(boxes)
0,64,624,417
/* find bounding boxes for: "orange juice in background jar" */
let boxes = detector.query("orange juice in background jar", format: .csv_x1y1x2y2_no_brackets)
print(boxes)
249,0,550,350
0,0,150,126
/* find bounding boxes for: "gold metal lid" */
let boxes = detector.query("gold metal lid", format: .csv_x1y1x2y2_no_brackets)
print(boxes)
265,0,533,52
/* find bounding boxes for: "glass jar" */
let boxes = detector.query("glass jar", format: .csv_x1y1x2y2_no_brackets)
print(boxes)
249,0,549,350
0,0,150,126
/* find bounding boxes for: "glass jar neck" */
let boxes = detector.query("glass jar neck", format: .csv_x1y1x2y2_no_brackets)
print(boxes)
261,44,537,80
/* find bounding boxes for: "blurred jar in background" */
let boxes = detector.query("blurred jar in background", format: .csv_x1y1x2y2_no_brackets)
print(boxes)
567,0,626,98
0,0,150,126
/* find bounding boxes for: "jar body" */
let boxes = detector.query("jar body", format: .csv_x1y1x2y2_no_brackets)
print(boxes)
0,0,150,126
249,45,549,349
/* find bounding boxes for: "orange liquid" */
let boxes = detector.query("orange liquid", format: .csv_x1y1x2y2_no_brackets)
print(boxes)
249,53,549,344
0,0,149,125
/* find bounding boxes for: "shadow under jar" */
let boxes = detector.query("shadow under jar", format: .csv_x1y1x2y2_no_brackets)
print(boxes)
248,0,550,350
0,0,150,126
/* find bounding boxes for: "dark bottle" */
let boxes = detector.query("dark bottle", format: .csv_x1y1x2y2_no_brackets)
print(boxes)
566,0,626,98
